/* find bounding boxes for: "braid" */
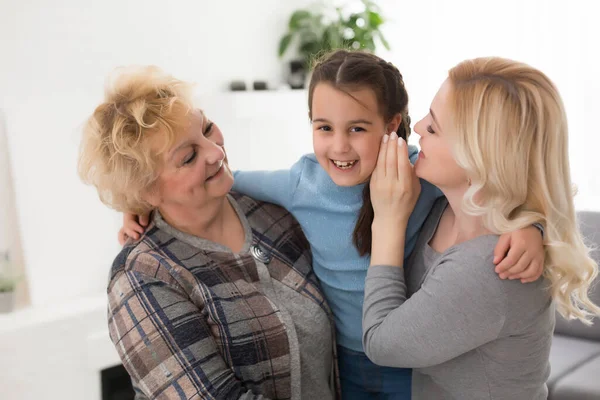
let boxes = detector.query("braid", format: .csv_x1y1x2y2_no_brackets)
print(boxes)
400,110,411,140
352,57,412,256
379,59,411,140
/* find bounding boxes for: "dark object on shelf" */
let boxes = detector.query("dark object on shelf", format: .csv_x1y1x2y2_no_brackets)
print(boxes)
253,81,268,90
229,81,247,91
288,60,306,89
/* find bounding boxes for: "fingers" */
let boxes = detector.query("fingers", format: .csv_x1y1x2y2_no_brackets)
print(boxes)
514,261,542,280
119,227,143,245
396,137,412,178
123,212,146,235
123,212,136,224
514,258,544,283
139,213,150,227
495,245,525,275
375,134,389,179
493,234,511,265
521,274,541,284
118,228,128,246
119,212,151,246
124,227,140,240
502,252,531,279
386,132,399,179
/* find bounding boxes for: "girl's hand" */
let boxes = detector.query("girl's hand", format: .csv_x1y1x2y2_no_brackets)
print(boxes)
370,132,421,227
494,226,545,283
118,212,150,245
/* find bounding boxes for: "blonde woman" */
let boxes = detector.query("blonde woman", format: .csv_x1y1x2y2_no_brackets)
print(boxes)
78,67,339,399
362,57,600,399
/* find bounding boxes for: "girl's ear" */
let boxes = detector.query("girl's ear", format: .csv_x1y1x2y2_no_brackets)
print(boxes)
386,113,403,134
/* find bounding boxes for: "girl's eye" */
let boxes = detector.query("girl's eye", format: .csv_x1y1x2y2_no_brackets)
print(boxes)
204,121,214,136
182,149,197,166
350,126,366,133
317,125,332,132
427,125,436,134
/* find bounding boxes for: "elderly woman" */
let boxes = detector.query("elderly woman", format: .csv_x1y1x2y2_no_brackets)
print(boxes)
78,66,338,400
363,57,600,399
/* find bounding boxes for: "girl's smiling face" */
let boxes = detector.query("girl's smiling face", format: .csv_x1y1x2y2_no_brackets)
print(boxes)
311,82,399,186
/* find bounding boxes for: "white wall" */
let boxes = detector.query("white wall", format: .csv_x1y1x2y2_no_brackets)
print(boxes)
0,0,313,307
1,0,599,309
0,110,29,306
0,111,16,261
377,0,600,210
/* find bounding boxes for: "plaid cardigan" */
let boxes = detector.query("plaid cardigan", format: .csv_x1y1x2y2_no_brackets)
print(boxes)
107,193,340,400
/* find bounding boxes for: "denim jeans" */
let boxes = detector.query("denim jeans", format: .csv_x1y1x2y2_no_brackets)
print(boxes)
338,346,412,400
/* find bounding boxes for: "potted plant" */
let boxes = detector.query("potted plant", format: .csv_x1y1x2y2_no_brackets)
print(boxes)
0,252,17,313
278,0,390,88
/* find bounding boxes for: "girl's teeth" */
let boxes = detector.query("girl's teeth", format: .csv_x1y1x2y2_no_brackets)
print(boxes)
333,160,357,169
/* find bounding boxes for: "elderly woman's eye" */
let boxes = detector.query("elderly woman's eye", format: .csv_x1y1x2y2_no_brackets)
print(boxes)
183,150,197,165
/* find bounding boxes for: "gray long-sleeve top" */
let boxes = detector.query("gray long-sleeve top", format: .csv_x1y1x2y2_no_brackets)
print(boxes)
362,198,554,399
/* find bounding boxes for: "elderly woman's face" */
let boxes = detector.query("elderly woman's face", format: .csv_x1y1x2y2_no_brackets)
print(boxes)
147,109,233,209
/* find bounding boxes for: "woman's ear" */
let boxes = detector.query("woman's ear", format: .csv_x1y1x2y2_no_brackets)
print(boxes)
387,113,403,135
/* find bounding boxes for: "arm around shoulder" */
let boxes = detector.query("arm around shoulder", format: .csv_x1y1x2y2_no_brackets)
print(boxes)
231,156,307,208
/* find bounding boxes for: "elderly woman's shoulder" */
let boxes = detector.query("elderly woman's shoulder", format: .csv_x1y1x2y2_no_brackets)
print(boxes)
230,192,302,231
108,238,169,283
107,193,308,288
231,192,310,255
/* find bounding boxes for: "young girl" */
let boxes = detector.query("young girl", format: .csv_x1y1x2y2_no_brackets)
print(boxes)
120,50,545,399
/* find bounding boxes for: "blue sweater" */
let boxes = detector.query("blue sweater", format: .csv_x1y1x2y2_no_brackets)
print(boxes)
233,147,441,352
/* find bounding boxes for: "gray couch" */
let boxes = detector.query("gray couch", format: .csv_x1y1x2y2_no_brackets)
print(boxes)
548,211,600,400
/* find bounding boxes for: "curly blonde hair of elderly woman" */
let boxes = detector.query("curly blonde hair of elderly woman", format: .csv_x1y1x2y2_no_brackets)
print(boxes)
447,57,600,324
78,66,195,214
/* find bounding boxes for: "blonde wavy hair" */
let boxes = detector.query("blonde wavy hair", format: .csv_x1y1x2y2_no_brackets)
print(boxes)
447,57,600,324
78,66,195,214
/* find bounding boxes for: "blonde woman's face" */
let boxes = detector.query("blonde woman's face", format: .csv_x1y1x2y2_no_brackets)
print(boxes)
147,110,233,209
413,80,468,190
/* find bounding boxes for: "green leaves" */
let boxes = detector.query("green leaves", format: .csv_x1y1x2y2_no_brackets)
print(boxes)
289,10,312,30
368,10,383,28
377,30,391,50
279,33,293,57
278,0,390,67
